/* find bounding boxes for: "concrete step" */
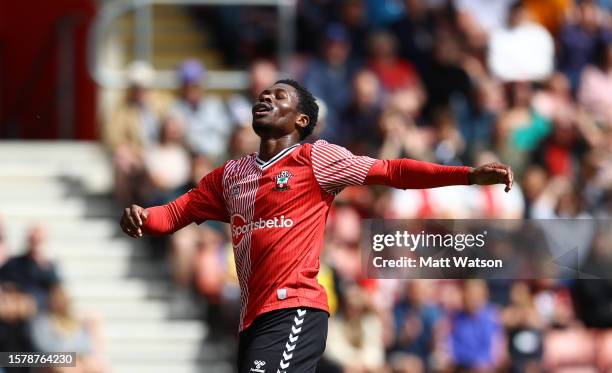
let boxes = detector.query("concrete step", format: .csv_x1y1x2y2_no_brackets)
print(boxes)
111,362,233,373
66,280,169,300
51,245,149,261
0,141,112,193
1,199,113,219
0,180,70,200
105,320,207,341
75,299,170,321
106,342,232,363
59,259,166,280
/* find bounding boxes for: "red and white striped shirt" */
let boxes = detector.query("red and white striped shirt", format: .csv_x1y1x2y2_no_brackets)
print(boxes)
143,140,470,331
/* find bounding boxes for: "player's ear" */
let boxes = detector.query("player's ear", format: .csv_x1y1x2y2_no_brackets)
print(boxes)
296,113,309,129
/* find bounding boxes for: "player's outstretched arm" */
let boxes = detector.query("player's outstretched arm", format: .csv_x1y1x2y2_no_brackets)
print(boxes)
467,162,514,192
120,204,149,238
119,193,196,238
364,159,513,192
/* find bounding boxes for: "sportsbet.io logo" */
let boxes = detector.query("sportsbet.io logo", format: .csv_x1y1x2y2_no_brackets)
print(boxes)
230,214,294,246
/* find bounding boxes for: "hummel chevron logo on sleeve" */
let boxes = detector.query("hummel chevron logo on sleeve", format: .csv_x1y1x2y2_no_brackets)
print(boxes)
276,308,306,373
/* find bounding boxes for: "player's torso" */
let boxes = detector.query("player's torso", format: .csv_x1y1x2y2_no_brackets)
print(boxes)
221,144,331,327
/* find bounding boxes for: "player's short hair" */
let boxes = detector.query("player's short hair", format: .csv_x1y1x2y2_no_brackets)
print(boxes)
276,79,319,140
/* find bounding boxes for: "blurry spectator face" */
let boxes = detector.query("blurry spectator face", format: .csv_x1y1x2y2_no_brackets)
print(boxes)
127,85,147,105
433,36,461,65
182,83,203,106
509,281,532,307
126,60,153,105
191,155,214,182
369,32,399,61
404,0,426,19
386,86,425,118
340,0,365,26
330,205,361,245
548,73,571,98
522,165,549,201
476,79,505,113
0,217,6,266
159,117,185,145
406,280,432,306
178,59,206,105
230,127,260,157
462,280,489,314
325,40,350,66
508,3,530,28
323,24,350,66
49,286,70,317
506,81,533,108
250,61,278,98
27,225,47,260
556,189,582,217
578,1,599,31
353,70,380,108
600,42,612,71
344,285,368,319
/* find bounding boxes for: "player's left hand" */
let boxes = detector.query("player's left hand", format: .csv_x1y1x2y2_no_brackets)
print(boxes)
468,162,513,192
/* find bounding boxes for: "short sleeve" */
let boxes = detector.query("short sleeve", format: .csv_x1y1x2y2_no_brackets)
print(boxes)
189,164,230,223
310,140,377,195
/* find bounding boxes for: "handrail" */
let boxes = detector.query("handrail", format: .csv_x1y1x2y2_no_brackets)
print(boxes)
88,0,297,90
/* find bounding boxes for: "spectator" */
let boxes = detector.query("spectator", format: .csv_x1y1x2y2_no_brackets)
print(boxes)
0,216,7,267
390,0,436,73
572,228,612,328
488,1,555,82
104,60,166,205
142,115,191,205
0,284,37,356
454,0,515,34
304,23,359,143
227,60,279,129
170,59,231,162
228,60,278,127
0,224,60,310
390,280,442,368
578,39,612,127
422,34,472,118
340,69,383,155
558,0,612,89
367,31,419,92
226,60,277,159
496,81,551,177
501,281,544,373
325,284,385,372
338,0,371,60
30,285,101,371
455,78,505,161
445,280,503,371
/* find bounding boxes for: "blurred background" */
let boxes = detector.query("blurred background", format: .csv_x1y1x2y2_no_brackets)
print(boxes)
1,0,612,372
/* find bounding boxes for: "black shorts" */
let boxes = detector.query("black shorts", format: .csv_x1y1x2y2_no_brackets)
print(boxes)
237,307,328,373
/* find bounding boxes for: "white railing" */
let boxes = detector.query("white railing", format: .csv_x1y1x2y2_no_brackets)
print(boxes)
88,0,297,90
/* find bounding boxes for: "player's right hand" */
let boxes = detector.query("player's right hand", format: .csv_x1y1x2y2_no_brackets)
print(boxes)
120,204,148,238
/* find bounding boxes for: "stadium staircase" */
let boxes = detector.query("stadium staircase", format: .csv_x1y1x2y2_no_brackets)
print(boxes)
117,4,223,71
0,142,233,373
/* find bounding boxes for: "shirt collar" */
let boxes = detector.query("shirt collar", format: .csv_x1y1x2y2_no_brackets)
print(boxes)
255,144,301,170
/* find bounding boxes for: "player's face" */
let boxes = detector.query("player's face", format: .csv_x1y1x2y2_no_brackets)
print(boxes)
252,83,304,138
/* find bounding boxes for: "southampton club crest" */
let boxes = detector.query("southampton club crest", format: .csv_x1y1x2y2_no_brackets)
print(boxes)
274,170,293,191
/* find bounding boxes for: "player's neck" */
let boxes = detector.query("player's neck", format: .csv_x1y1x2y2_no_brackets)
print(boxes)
258,136,299,162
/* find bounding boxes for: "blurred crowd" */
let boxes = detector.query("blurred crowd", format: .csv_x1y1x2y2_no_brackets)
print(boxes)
100,0,612,371
0,221,107,373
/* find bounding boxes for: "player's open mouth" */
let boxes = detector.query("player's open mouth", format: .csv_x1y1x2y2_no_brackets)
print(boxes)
253,102,273,116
